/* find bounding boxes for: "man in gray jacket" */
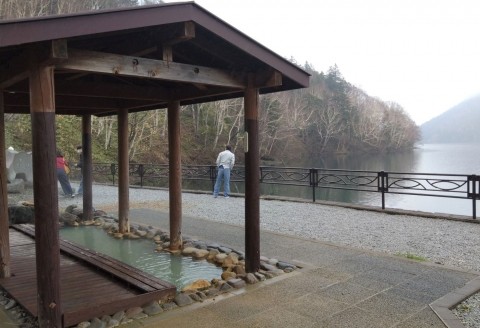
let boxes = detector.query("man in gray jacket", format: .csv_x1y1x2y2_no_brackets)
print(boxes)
213,145,235,198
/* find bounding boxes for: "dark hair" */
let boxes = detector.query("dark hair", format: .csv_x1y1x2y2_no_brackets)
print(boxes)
76,145,82,150
226,145,232,151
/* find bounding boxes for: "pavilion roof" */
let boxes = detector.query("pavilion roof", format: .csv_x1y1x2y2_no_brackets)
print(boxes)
0,2,310,116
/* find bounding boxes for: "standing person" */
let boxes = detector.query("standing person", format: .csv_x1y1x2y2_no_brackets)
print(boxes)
75,145,83,196
213,145,235,198
56,150,75,198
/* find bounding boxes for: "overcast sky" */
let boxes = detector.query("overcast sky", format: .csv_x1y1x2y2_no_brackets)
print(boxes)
169,0,480,125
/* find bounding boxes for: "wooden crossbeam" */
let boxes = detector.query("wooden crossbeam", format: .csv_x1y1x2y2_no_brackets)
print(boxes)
55,49,247,89
55,81,169,101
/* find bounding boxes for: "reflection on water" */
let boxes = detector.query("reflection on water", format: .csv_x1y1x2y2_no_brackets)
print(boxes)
413,143,480,174
59,226,223,289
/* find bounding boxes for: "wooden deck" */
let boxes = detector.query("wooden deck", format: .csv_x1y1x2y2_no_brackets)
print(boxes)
0,224,176,327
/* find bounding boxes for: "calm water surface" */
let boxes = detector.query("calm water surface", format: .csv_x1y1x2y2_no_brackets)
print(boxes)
227,143,480,217
175,143,480,216
291,143,480,216
59,226,223,290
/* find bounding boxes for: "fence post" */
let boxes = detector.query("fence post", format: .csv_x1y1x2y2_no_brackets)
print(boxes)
378,171,388,209
468,175,479,220
310,168,318,202
138,164,145,188
110,163,116,185
474,175,477,220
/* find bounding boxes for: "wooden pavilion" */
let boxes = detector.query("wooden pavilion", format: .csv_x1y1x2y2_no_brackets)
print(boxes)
0,2,309,327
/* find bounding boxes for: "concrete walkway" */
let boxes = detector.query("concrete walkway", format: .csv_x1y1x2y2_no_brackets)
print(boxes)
123,208,480,328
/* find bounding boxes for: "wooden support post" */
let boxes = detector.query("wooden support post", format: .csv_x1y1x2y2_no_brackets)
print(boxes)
82,115,93,221
244,76,260,273
168,101,182,250
118,110,129,233
30,65,62,327
0,91,11,278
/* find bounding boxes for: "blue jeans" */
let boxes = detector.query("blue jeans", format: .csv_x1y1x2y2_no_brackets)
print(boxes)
213,166,231,197
57,168,73,196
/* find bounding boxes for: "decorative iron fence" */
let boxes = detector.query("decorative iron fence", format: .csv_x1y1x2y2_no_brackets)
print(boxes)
92,163,480,220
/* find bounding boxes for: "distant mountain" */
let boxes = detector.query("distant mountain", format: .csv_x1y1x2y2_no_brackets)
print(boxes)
420,94,480,143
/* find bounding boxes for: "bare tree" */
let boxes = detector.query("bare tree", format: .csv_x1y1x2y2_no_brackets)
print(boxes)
0,0,140,20
314,99,345,153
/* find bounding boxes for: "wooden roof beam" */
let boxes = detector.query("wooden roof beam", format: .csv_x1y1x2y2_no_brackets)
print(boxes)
65,46,159,82
169,69,282,101
3,92,150,111
55,80,169,101
55,49,246,89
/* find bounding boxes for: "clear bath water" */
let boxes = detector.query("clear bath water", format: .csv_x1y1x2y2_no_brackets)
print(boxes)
59,226,223,290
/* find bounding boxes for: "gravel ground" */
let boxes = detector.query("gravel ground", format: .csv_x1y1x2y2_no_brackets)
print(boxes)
8,183,480,327
453,293,480,328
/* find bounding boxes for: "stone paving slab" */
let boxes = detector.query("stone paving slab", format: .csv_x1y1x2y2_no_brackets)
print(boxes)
396,307,447,328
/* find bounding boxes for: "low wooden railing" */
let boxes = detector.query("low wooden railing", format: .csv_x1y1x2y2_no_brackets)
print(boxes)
90,163,480,220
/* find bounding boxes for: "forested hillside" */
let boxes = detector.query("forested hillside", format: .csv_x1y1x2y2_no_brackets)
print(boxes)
2,0,420,165
420,94,480,144
0,0,154,18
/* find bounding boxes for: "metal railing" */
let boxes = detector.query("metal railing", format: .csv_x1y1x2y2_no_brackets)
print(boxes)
91,163,480,220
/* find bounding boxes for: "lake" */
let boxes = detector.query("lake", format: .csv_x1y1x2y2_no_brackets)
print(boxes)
178,143,480,217
231,143,480,217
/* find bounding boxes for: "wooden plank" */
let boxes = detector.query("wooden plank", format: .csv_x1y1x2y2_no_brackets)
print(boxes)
60,240,174,289
0,256,146,318
9,230,36,246
59,242,157,292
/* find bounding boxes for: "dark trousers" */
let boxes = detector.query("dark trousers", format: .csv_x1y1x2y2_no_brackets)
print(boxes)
57,168,73,195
